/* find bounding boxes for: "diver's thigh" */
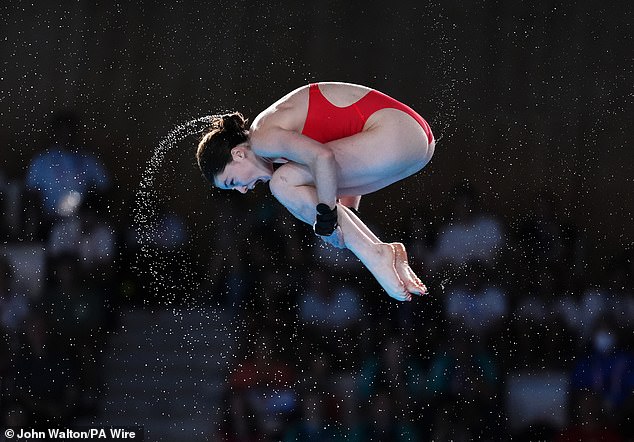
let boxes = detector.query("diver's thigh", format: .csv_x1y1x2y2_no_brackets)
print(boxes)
326,110,429,187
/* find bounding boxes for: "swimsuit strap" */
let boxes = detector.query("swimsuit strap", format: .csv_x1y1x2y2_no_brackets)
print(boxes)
308,83,333,110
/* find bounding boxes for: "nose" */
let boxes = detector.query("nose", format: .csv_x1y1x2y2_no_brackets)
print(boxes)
236,186,248,194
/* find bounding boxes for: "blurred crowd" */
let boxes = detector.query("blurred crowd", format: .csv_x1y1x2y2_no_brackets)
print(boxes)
1,111,121,428
1,111,633,441
212,183,634,441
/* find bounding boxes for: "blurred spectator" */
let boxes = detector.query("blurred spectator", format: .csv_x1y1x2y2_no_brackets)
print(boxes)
299,268,363,368
357,333,424,403
282,392,340,441
423,330,503,439
0,257,30,409
570,318,634,412
229,328,296,439
40,253,107,413
444,262,508,341
504,368,569,438
0,169,48,242
25,111,110,219
76,197,117,278
0,257,30,337
504,271,575,370
557,286,610,342
21,189,50,242
13,312,79,426
357,387,420,441
244,201,315,310
201,218,252,308
216,389,261,442
428,182,505,271
151,204,188,251
331,385,365,441
299,269,362,330
429,400,475,442
271,202,310,273
513,267,559,325
41,253,106,341
133,201,194,305
46,195,117,292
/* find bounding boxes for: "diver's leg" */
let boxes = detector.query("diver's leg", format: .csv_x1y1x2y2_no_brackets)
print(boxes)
338,205,427,295
269,170,411,301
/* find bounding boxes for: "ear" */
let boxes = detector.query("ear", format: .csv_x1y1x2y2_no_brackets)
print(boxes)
231,144,248,161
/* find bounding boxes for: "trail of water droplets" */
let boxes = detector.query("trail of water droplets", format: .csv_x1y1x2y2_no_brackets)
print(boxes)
133,115,219,305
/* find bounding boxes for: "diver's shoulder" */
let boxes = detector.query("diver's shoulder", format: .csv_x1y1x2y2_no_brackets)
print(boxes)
251,85,309,132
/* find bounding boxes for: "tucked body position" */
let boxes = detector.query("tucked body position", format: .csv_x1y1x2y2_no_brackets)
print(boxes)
196,82,435,301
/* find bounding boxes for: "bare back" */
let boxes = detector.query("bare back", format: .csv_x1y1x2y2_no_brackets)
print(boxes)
250,82,374,133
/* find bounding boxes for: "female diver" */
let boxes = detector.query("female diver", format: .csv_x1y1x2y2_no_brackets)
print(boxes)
196,82,435,301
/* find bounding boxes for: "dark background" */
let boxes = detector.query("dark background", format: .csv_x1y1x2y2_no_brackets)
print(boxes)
2,1,633,441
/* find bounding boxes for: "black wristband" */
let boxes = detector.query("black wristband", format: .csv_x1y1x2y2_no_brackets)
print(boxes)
314,204,338,236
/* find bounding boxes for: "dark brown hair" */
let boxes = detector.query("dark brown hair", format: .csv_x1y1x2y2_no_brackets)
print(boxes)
196,112,249,185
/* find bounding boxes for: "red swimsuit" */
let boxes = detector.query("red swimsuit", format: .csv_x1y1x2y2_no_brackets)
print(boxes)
301,83,433,144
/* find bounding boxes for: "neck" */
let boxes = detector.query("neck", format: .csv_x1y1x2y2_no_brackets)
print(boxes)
259,156,275,174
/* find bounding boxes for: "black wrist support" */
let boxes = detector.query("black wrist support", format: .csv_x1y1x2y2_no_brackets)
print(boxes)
314,203,338,236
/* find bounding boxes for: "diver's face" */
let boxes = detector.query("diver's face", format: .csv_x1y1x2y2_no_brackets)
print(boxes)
214,144,271,194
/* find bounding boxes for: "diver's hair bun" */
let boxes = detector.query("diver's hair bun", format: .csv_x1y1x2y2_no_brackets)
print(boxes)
204,111,249,149
220,112,247,133
210,112,248,134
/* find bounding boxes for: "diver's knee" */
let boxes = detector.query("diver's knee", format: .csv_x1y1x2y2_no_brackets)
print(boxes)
427,139,436,161
269,171,292,203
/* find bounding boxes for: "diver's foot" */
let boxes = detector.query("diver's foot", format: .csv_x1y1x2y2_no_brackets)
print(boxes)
391,243,427,296
364,243,411,301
